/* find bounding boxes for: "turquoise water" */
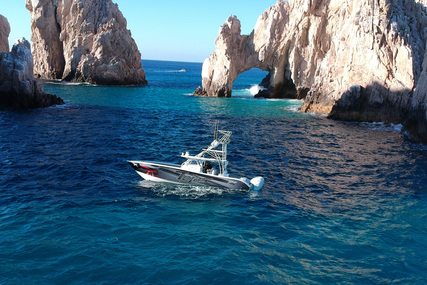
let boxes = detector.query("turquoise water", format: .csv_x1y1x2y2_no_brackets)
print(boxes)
0,60,426,284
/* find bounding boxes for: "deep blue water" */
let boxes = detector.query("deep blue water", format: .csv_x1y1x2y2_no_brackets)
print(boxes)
0,60,426,284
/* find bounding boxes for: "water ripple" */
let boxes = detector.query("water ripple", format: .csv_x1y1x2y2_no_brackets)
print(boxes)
0,60,426,284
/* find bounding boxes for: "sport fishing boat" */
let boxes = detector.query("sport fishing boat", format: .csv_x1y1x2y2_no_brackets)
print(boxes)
128,123,264,191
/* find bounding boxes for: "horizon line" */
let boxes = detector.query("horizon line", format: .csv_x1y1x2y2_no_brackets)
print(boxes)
141,58,204,64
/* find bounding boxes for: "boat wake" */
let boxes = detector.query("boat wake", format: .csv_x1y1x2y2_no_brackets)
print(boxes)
159,69,186,73
137,181,246,199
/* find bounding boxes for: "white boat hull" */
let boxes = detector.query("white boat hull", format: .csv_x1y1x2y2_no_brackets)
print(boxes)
128,161,251,190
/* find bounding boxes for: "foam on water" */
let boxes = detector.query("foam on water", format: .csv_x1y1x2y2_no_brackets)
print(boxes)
248,84,267,95
40,79,95,87
232,84,266,97
138,181,245,199
282,99,303,112
360,122,403,133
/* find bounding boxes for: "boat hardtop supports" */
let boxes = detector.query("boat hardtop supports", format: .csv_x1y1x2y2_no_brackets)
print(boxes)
181,123,232,177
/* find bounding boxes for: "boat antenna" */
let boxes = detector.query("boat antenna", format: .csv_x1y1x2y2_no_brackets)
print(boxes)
213,120,219,141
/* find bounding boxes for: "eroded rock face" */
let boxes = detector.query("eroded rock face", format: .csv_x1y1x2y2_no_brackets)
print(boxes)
406,49,427,142
201,0,427,142
26,0,147,85
0,14,10,52
0,38,63,109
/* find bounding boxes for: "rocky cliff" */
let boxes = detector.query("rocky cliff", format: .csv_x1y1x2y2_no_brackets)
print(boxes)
0,14,10,52
0,38,63,109
201,0,427,142
26,0,147,85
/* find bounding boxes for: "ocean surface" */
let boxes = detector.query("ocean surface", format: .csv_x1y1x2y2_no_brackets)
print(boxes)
0,60,426,284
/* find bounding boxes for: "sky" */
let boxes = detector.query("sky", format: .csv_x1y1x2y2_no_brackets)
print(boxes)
2,0,277,63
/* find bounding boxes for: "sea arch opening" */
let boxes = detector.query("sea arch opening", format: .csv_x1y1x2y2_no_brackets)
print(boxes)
231,68,269,98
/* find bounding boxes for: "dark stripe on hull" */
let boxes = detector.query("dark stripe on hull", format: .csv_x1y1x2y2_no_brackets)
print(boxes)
129,161,250,190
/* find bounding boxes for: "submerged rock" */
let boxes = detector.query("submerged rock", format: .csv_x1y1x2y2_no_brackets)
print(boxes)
0,38,63,109
0,14,10,52
201,0,427,142
26,0,147,85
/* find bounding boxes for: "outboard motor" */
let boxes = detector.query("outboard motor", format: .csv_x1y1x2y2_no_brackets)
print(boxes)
250,177,264,191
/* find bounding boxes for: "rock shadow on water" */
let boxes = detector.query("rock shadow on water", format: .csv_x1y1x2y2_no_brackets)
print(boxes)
326,82,427,143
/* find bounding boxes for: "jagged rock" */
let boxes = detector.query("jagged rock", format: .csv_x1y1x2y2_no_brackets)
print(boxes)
0,14,10,52
26,0,147,85
201,0,427,142
193,86,207,96
406,48,427,142
0,38,64,109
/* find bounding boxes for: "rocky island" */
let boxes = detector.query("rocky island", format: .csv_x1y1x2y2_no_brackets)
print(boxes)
0,15,63,109
0,15,10,53
26,0,147,85
199,0,427,142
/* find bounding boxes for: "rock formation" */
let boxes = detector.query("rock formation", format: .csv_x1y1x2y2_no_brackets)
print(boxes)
0,14,10,52
26,0,147,85
0,38,63,109
200,3,297,99
200,0,427,142
193,86,207,96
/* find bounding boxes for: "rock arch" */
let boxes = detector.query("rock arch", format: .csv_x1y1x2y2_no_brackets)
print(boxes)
201,2,294,98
